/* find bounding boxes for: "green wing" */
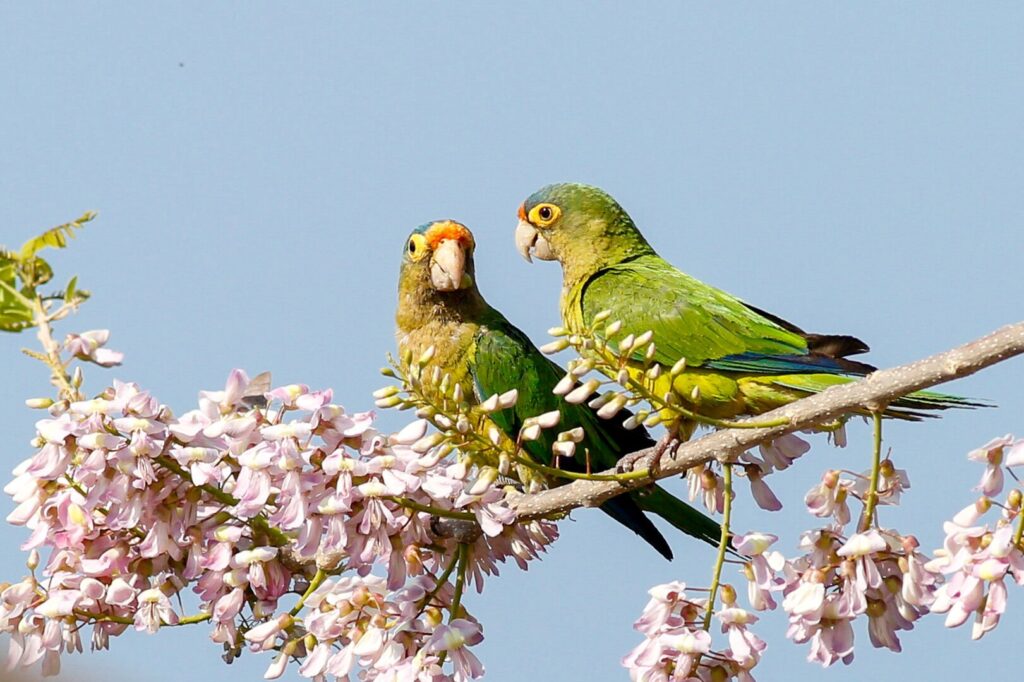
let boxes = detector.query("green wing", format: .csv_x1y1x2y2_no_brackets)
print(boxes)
580,255,848,373
469,312,722,553
470,313,651,468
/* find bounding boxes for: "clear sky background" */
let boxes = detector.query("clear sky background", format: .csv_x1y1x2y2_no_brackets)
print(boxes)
2,4,1022,681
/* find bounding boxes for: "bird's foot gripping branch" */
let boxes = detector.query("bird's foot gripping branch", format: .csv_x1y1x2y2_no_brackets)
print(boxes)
1,217,1024,681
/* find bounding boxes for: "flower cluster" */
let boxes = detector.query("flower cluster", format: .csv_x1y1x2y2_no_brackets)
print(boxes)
1,361,558,679
623,581,766,681
927,435,1023,639
687,434,811,514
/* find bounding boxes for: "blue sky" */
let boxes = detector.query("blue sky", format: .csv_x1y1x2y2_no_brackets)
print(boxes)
1,4,1022,681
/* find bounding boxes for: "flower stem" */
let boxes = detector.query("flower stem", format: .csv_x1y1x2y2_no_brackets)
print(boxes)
438,542,470,668
73,609,210,626
29,295,78,400
415,550,462,619
450,543,468,621
860,411,884,531
289,569,327,617
387,496,477,522
702,463,732,631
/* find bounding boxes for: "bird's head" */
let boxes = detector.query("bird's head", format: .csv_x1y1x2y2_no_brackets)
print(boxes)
401,220,477,294
514,183,653,280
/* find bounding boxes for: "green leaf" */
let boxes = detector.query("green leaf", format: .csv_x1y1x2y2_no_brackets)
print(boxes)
0,278,34,333
18,211,97,262
65,275,78,302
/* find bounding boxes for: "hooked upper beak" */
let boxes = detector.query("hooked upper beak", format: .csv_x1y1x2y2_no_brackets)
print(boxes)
430,239,471,291
515,220,555,263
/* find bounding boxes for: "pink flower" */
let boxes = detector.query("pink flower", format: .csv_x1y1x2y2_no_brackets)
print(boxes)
758,433,809,471
64,329,124,367
734,532,787,611
804,470,851,525
717,607,766,668
427,619,484,681
966,434,1013,496
134,588,179,633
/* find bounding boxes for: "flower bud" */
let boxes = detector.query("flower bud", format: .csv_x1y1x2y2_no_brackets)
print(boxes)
497,389,519,409
372,386,399,399
411,433,444,454
592,309,612,324
71,366,84,387
559,427,585,443
642,412,663,427
479,394,500,413
604,320,623,337
417,346,436,366
374,395,403,408
27,550,39,571
535,410,561,429
552,441,576,458
468,467,499,495
25,397,54,409
596,394,628,419
1007,488,1022,510
670,357,688,376
565,379,601,405
498,453,512,476
548,326,569,337
520,423,542,442
553,373,576,396
539,339,570,354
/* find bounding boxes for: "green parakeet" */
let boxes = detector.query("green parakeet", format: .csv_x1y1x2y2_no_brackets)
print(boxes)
514,183,978,431
395,219,721,559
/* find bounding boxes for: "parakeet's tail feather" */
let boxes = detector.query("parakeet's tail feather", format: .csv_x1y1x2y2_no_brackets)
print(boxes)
599,495,674,560
635,485,722,549
883,390,992,420
769,376,991,420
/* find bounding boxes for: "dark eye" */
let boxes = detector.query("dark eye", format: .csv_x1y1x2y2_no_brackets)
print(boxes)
408,240,417,253
538,206,553,221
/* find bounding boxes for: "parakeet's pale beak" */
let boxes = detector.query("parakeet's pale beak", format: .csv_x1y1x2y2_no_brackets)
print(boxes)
515,220,556,262
430,239,469,291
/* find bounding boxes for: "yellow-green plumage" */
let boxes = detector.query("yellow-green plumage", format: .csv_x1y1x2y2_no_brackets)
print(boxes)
516,183,980,423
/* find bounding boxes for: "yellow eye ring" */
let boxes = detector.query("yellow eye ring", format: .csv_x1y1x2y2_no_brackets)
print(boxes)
528,203,561,227
407,233,429,261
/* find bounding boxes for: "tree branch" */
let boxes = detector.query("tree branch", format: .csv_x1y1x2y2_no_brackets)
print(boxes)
511,321,1024,521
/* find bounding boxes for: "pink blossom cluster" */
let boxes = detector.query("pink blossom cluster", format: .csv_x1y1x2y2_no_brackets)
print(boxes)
686,434,810,514
926,435,1023,640
779,527,937,666
1,365,557,679
622,581,766,681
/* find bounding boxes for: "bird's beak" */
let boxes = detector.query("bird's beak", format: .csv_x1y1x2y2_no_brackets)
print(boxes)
515,220,556,263
430,239,470,291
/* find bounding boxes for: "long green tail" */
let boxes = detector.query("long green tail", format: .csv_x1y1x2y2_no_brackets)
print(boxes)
635,485,722,548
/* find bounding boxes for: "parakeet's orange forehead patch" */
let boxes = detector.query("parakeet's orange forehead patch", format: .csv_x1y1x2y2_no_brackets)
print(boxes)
517,203,527,221
425,221,474,249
